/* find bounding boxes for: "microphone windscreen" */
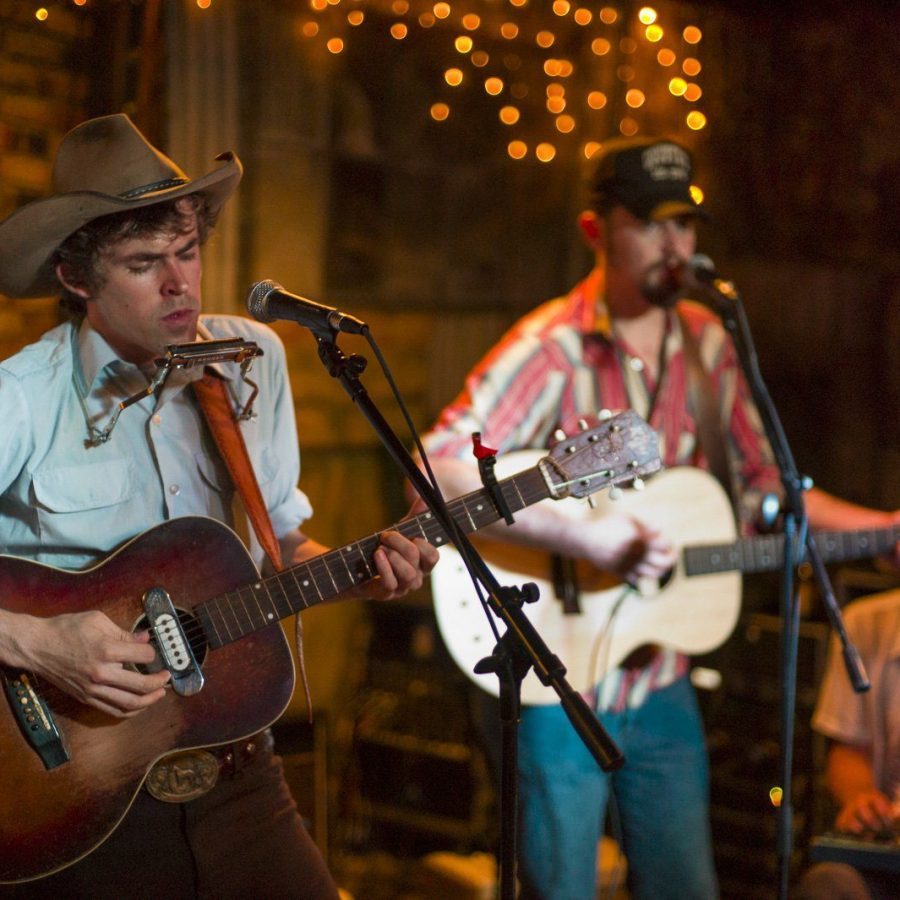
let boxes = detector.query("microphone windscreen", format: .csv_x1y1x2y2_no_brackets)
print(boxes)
246,280,281,322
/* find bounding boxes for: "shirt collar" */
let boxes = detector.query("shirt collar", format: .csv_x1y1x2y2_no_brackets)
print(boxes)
75,318,214,400
575,268,614,340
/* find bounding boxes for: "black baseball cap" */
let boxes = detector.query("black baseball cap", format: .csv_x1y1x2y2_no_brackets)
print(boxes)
589,136,706,221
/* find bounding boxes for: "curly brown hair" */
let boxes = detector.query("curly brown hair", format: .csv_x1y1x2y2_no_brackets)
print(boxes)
52,194,216,320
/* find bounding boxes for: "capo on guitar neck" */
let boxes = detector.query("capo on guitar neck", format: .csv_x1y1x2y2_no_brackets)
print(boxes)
471,432,515,526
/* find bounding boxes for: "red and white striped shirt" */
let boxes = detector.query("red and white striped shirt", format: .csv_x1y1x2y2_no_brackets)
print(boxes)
422,269,780,711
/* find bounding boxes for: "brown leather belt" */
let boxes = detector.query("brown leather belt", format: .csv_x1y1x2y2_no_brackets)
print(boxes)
145,729,273,803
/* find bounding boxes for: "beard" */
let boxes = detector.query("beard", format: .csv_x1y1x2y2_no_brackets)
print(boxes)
640,262,683,308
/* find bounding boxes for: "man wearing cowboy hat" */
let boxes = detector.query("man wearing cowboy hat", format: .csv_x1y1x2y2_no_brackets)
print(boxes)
0,114,438,897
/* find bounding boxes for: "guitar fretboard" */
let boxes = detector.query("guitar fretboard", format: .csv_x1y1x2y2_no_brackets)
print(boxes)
683,525,898,577
197,468,551,650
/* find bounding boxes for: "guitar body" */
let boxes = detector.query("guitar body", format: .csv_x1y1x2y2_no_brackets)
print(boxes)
432,463,741,704
0,516,294,884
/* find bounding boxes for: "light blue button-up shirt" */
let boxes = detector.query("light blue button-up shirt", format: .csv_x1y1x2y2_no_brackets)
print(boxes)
0,314,312,572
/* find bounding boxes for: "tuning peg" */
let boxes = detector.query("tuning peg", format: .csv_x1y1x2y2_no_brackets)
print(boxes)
632,477,645,491
598,409,613,421
608,485,622,501
577,418,589,431
553,428,566,442
586,495,597,509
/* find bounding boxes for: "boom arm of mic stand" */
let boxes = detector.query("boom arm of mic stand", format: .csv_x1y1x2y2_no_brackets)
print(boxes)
311,330,624,770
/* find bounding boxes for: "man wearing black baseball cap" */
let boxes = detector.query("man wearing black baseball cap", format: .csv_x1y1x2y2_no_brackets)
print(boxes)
418,135,899,899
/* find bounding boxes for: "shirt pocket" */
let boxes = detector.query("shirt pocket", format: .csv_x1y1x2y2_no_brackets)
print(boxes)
32,458,147,554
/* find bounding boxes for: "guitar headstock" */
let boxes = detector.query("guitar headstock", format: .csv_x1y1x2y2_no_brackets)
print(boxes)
540,410,661,500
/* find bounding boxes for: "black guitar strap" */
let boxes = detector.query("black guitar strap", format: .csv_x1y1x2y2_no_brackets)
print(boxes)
678,310,736,508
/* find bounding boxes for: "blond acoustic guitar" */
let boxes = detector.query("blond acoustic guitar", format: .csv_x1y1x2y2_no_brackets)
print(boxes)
432,463,898,704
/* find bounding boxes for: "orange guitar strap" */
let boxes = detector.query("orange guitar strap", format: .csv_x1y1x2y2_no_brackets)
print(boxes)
192,370,284,572
192,370,312,716
678,310,736,508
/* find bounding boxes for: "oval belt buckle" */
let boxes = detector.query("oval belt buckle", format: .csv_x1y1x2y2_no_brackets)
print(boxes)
145,749,220,803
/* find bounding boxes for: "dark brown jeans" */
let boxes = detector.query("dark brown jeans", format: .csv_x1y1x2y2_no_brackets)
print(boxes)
2,740,338,900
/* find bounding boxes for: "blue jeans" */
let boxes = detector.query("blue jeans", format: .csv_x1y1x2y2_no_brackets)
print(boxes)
516,675,719,900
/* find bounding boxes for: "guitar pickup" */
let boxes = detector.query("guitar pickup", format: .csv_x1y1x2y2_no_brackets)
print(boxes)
143,587,204,697
2,668,69,769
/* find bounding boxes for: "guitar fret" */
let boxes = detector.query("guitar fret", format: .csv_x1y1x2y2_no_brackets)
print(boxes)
197,603,225,649
459,496,479,532
267,577,294,618
353,540,376,580
289,564,321,609
252,581,282,625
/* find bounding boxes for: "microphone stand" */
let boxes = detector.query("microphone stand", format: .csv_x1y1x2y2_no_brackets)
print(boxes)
309,327,624,900
690,273,869,900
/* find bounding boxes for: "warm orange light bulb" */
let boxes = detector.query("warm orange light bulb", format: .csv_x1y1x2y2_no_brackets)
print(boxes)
508,140,528,159
657,48,676,66
686,111,707,130
625,89,645,108
684,83,702,102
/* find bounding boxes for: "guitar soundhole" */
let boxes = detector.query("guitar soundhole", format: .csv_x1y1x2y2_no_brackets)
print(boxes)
131,609,208,675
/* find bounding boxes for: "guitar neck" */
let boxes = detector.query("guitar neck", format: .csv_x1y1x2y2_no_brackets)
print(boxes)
198,467,550,649
684,524,899,577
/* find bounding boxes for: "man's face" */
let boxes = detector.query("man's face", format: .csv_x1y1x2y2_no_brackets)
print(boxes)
83,213,202,366
606,206,697,307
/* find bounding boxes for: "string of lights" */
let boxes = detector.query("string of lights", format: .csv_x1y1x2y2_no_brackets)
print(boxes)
297,1,707,163
34,1,706,165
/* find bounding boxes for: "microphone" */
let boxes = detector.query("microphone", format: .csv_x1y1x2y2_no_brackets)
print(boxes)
246,280,369,335
684,254,740,302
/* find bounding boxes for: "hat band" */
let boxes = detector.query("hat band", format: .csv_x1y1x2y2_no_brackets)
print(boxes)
119,177,190,200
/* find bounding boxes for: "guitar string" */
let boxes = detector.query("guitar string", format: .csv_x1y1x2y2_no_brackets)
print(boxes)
149,474,551,654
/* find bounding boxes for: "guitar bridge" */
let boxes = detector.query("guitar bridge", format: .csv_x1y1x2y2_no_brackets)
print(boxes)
143,587,205,696
2,668,69,769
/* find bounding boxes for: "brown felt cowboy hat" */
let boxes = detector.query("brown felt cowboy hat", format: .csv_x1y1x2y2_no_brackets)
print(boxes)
0,113,242,299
